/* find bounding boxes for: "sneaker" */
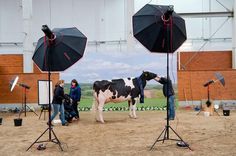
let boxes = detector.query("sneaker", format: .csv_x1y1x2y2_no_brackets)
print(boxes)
62,122,69,126
74,116,80,121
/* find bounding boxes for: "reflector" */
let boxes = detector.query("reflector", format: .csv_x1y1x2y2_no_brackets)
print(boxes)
214,72,225,86
10,76,19,92
9,76,30,91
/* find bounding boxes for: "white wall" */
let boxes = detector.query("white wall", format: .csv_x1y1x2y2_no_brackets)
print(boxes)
0,0,23,42
0,0,234,54
135,0,233,40
0,0,126,43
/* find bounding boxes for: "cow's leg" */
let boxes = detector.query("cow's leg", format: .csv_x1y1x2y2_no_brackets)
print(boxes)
98,103,104,123
94,99,100,122
98,102,105,123
92,93,100,122
132,99,137,119
128,100,133,118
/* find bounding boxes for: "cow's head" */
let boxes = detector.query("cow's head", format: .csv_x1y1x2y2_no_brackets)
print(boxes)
141,71,157,81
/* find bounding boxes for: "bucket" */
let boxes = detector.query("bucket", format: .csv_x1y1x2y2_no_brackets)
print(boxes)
214,104,219,109
14,118,22,126
204,111,210,117
223,110,230,116
0,118,2,125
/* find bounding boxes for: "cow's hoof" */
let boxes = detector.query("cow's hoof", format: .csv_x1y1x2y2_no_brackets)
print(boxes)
99,120,105,124
96,119,105,124
129,115,133,118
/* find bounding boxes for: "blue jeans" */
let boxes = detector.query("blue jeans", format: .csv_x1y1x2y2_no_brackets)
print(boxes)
168,95,175,119
50,103,66,125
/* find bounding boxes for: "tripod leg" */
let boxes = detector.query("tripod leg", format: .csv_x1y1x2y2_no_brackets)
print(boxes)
168,126,192,151
150,127,166,150
196,101,205,115
39,108,43,119
196,110,201,115
51,129,63,151
25,103,27,117
26,104,38,116
26,127,49,151
44,109,46,120
162,126,167,143
196,104,202,115
214,109,220,116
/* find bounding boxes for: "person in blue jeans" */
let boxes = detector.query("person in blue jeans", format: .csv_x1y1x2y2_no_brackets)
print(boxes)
155,76,175,120
48,80,69,126
69,79,81,120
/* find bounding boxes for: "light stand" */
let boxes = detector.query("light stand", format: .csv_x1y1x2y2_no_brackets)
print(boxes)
27,25,63,151
150,8,192,151
20,86,38,117
10,77,38,117
197,77,223,116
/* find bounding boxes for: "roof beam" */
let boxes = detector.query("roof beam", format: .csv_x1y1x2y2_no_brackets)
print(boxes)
178,11,233,18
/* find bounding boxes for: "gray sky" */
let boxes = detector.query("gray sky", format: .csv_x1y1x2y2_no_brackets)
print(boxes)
60,46,177,84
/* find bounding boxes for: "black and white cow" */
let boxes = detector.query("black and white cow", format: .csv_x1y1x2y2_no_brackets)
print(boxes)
92,71,157,123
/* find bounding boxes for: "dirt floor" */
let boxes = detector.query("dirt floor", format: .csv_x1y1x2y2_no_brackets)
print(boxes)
0,109,236,156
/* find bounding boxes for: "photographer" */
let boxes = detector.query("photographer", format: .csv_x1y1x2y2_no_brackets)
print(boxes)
155,76,175,120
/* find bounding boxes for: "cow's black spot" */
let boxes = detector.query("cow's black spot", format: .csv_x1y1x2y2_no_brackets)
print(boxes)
109,79,132,98
93,80,111,96
128,77,131,80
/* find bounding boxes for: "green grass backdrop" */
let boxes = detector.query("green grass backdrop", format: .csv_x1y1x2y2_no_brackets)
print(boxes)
64,83,178,110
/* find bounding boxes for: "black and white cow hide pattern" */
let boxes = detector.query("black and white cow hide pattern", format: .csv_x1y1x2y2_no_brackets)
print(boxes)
92,71,157,123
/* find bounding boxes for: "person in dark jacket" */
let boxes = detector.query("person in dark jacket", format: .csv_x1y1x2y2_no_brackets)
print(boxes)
69,79,81,119
155,76,175,120
48,80,68,126
63,94,77,122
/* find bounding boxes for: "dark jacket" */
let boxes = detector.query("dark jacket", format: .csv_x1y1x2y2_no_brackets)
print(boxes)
158,77,175,97
52,85,65,104
69,85,81,102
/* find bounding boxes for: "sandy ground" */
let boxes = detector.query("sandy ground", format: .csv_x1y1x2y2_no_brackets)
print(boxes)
0,109,236,156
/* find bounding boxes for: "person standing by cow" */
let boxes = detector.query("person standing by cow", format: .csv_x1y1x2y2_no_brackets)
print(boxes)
69,79,81,120
155,76,175,120
48,80,69,126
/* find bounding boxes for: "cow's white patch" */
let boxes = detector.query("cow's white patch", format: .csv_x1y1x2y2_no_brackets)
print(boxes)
109,95,132,103
98,88,132,103
98,89,113,103
123,78,135,89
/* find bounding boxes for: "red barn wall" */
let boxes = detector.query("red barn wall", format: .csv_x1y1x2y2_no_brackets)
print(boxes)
178,51,236,102
0,54,59,104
